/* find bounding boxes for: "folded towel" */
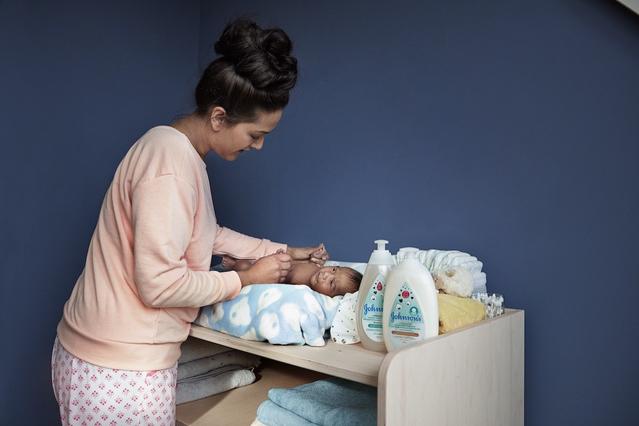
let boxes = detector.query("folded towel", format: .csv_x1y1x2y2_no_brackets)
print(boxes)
176,367,256,405
177,364,242,385
257,400,316,426
250,419,269,426
438,293,486,333
266,378,376,426
179,336,231,364
177,350,260,381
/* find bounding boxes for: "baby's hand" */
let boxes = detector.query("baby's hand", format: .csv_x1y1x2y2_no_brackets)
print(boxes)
310,243,329,266
285,244,329,266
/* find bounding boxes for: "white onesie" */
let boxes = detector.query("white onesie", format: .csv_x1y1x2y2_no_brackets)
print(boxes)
330,292,360,344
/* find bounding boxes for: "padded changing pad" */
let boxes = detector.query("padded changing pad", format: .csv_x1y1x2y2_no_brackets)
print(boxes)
194,284,342,346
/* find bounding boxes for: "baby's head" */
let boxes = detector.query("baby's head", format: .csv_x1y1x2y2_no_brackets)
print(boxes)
309,266,362,297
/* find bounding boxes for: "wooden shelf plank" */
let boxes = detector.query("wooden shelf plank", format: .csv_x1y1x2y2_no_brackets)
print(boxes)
189,325,385,386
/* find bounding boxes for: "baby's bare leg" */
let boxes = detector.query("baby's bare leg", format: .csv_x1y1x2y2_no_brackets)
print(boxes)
221,256,255,271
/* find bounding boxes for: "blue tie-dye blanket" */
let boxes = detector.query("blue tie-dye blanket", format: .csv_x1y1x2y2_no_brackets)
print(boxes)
193,284,342,346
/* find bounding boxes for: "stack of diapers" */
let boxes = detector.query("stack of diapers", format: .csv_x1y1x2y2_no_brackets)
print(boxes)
394,249,487,294
194,284,341,346
252,377,377,426
176,337,261,404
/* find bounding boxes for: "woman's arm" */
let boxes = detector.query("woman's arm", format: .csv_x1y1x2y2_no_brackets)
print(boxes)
212,226,287,260
132,176,242,308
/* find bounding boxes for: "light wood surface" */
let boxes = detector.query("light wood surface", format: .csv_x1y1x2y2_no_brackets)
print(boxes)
378,309,524,426
176,360,326,426
189,325,385,386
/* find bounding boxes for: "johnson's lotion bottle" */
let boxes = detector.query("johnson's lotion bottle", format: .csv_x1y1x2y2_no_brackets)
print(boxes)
356,240,395,352
383,247,439,351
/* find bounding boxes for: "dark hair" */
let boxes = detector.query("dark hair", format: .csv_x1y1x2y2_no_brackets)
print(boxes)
195,18,298,124
343,268,363,293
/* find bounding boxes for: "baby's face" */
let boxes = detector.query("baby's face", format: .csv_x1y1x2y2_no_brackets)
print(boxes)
309,266,353,297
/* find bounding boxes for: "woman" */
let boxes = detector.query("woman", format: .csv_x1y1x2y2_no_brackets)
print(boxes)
51,18,328,425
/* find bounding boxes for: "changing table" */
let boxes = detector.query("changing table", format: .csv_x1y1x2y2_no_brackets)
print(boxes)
176,308,524,426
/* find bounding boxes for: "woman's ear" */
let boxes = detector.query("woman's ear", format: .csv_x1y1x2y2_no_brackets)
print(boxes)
209,106,227,131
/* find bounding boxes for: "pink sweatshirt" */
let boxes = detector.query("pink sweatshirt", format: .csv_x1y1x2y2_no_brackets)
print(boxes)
57,126,286,370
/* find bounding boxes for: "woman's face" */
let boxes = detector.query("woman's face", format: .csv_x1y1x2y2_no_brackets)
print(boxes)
212,108,283,161
309,266,352,297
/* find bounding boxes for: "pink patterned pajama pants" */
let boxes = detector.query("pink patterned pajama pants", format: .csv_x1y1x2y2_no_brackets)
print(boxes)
51,337,178,426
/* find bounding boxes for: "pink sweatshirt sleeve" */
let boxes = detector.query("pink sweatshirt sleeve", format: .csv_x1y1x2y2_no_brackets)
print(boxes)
132,175,241,308
212,226,288,260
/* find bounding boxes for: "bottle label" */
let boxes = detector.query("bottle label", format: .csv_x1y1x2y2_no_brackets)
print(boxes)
361,273,385,342
387,282,426,347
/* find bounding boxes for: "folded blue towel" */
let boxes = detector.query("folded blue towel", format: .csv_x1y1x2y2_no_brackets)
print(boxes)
256,399,316,426
260,378,376,426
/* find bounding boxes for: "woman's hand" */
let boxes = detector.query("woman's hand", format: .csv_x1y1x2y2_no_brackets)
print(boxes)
287,243,330,266
236,250,291,286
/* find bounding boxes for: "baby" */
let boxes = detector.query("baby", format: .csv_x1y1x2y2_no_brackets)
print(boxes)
222,256,362,297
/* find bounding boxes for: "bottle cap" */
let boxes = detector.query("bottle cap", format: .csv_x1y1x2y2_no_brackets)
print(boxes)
397,247,419,259
374,240,389,251
397,247,419,254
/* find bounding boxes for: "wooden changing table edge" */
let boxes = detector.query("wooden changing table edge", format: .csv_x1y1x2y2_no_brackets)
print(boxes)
378,308,525,426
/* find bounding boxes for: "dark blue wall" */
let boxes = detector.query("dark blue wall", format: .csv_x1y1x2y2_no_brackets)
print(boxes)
199,1,639,425
1,0,638,424
0,1,200,424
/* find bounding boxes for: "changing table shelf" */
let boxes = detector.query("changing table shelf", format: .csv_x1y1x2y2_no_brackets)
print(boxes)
189,324,385,386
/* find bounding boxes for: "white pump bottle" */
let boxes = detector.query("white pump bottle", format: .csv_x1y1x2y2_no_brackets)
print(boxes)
383,247,439,352
356,239,395,352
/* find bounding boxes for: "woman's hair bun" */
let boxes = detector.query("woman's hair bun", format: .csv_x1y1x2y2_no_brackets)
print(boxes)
213,18,259,62
195,18,297,122
214,18,293,64
259,28,293,58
